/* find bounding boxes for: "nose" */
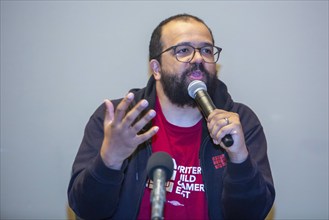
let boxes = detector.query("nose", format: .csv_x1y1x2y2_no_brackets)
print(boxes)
190,49,204,64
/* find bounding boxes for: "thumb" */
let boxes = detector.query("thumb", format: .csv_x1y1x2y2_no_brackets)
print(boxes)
104,99,115,124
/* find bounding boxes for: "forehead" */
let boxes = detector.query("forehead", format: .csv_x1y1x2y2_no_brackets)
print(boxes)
161,20,213,47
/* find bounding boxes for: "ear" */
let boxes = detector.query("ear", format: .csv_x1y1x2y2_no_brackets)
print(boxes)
149,59,161,80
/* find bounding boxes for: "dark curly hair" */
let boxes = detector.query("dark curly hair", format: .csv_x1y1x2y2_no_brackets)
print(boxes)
149,14,215,64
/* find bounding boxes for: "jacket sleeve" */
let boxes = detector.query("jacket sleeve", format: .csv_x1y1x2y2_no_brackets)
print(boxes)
67,104,126,219
222,104,275,219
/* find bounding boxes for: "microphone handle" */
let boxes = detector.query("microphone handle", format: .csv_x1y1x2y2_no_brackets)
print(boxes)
195,90,234,147
151,168,166,220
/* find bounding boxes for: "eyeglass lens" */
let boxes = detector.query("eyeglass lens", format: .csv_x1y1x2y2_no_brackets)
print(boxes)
174,45,219,63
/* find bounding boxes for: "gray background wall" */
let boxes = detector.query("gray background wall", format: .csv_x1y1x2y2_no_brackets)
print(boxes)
1,1,328,219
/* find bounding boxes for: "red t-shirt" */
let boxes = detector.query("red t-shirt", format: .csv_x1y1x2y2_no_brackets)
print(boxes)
137,98,209,220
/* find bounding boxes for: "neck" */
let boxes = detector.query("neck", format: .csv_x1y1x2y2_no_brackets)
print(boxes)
156,87,203,127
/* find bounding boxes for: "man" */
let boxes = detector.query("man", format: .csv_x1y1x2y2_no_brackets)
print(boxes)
68,14,275,219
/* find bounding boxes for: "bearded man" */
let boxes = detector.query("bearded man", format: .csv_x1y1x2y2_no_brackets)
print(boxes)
68,14,275,220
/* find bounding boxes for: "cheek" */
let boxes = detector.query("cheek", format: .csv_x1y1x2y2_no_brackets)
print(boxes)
205,64,217,74
162,60,188,74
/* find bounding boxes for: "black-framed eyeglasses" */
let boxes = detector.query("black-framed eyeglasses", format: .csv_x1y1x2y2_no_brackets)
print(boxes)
153,44,222,63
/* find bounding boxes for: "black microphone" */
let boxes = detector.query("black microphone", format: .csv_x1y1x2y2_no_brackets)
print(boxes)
146,152,174,220
188,80,234,147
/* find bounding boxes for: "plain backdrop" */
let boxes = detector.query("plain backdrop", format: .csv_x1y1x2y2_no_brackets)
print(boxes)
1,1,328,219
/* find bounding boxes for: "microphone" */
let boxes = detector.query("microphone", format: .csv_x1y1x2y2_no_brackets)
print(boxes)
188,80,234,147
146,152,174,220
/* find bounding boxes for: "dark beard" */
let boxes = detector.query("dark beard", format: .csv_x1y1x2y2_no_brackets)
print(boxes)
159,63,218,108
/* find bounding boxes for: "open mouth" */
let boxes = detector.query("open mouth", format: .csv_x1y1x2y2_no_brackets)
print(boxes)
188,70,204,80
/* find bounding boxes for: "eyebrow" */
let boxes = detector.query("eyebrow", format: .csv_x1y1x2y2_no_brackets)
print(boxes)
175,41,214,47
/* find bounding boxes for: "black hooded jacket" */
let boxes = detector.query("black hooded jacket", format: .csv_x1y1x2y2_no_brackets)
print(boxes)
68,76,275,219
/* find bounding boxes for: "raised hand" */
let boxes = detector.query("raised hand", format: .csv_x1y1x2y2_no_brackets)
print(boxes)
100,92,159,170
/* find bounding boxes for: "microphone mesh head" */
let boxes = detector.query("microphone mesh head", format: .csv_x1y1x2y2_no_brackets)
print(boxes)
147,152,174,181
187,80,207,98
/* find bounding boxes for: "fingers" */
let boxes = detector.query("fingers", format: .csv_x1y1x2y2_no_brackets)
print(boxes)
109,92,157,136
122,99,150,129
207,110,239,145
112,93,153,129
213,124,236,146
132,109,156,133
112,92,135,125
104,99,115,124
101,94,158,169
136,125,159,144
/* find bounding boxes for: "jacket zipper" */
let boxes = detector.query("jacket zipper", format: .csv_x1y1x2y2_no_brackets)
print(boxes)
199,135,211,198
132,143,153,219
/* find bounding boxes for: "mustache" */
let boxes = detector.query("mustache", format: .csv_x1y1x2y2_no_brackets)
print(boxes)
189,63,206,72
182,63,207,78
